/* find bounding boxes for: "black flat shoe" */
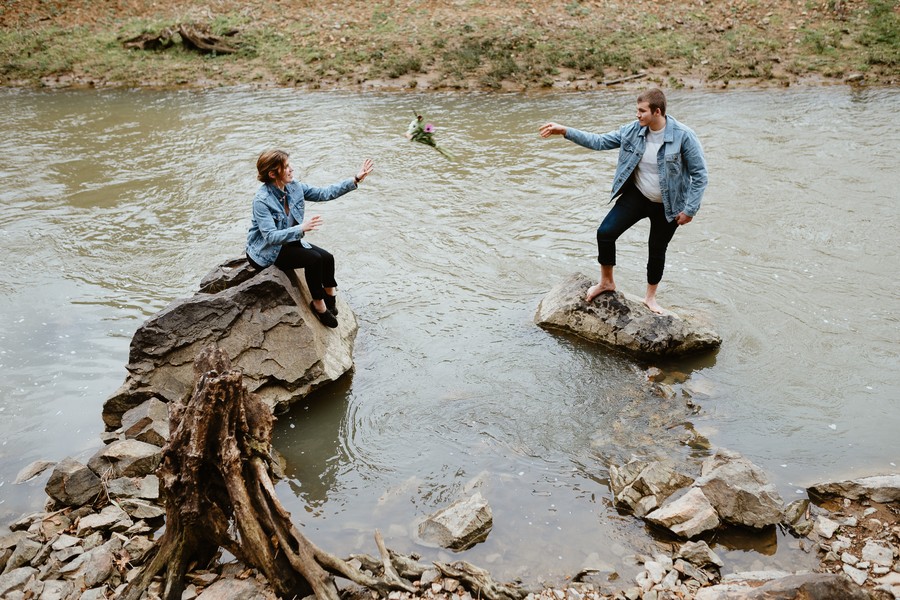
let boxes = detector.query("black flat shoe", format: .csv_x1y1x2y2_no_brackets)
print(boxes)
323,294,338,316
310,301,338,328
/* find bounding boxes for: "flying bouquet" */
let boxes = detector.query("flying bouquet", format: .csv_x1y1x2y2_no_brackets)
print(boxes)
405,112,454,160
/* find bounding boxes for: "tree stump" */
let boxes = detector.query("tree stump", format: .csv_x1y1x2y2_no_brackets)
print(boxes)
122,344,527,600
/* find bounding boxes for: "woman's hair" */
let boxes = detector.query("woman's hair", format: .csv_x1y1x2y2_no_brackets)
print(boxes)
637,88,667,116
257,149,290,184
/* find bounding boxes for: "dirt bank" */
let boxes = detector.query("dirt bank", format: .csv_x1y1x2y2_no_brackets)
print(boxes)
1,0,897,91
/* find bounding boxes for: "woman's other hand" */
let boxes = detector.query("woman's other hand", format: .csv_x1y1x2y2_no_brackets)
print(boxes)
355,158,374,184
302,214,323,233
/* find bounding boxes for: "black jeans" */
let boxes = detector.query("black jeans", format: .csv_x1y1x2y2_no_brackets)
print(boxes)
248,242,337,300
596,180,679,286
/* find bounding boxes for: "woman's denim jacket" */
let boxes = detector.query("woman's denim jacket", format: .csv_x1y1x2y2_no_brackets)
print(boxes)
564,115,708,222
246,178,357,267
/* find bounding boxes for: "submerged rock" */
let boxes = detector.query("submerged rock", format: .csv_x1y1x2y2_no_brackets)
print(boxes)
534,273,721,357
102,258,359,428
418,492,493,551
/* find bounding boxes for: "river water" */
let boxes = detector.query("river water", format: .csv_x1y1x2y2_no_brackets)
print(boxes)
1,86,897,584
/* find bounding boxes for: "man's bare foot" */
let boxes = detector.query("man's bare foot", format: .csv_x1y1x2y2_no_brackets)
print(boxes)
643,296,670,315
586,282,615,302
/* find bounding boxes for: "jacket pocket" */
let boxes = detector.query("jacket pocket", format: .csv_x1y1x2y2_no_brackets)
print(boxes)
665,153,682,175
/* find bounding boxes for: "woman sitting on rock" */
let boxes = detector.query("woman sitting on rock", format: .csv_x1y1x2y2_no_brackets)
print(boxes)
246,149,374,328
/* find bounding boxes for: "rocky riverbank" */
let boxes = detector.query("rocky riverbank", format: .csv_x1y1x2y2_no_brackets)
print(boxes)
1,0,898,91
3,261,899,599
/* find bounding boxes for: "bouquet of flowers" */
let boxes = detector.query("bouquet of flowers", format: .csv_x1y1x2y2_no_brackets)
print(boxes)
405,112,454,160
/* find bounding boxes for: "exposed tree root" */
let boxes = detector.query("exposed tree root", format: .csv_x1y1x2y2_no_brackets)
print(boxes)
121,344,527,600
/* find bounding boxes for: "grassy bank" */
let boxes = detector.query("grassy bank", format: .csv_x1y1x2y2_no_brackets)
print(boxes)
0,0,898,90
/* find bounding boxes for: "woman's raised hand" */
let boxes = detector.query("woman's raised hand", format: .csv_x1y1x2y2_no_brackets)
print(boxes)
302,214,323,233
356,158,374,183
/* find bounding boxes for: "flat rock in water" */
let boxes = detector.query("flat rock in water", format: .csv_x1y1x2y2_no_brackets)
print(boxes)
808,474,900,503
534,273,721,357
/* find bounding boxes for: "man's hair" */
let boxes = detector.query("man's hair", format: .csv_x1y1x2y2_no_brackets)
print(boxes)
257,149,290,184
637,88,667,116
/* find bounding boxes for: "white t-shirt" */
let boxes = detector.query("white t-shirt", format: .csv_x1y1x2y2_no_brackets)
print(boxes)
634,127,665,202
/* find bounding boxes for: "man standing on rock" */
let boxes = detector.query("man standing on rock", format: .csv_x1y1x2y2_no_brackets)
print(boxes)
539,88,708,314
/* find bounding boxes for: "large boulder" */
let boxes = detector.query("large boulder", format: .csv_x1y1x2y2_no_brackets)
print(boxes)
695,449,784,529
45,458,103,508
102,259,358,428
534,273,721,357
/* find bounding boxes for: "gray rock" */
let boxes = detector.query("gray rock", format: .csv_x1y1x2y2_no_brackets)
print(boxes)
782,499,813,536
861,540,894,567
102,260,359,428
0,531,29,550
44,458,103,508
609,459,694,517
809,474,900,503
196,575,273,600
76,506,130,536
695,449,783,528
676,540,724,568
87,439,162,478
50,535,80,552
123,536,155,565
673,559,710,586
814,516,841,539
117,498,165,520
14,460,57,484
534,273,721,358
105,474,160,500
120,397,169,445
51,546,84,563
0,567,38,596
3,538,41,574
842,564,868,586
36,579,74,600
59,542,117,588
418,492,493,551
644,487,720,539
80,588,110,600
697,572,873,599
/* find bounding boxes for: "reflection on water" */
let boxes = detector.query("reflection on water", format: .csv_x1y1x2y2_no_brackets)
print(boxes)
1,86,897,583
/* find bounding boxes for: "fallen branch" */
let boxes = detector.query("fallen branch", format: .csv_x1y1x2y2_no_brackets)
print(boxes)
122,23,237,54
602,72,647,85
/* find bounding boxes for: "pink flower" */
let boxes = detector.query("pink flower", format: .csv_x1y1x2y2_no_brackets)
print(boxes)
424,124,435,133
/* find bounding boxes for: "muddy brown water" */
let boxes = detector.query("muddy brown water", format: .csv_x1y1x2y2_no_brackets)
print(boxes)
0,87,897,584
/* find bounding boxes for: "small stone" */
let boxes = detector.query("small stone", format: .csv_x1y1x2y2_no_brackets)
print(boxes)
862,540,894,566
841,552,859,566
843,564,868,586
814,516,841,539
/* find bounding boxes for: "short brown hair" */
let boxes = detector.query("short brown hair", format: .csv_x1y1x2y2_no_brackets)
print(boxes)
637,88,667,116
257,149,290,184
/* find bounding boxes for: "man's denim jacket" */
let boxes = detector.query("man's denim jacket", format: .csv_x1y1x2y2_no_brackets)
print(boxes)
246,178,356,267
564,115,708,222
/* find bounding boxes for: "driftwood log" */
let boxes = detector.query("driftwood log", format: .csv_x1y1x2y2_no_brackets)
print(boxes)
122,344,528,600
122,24,237,54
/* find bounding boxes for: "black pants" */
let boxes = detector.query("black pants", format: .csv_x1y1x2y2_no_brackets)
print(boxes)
596,179,679,286
249,242,336,300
